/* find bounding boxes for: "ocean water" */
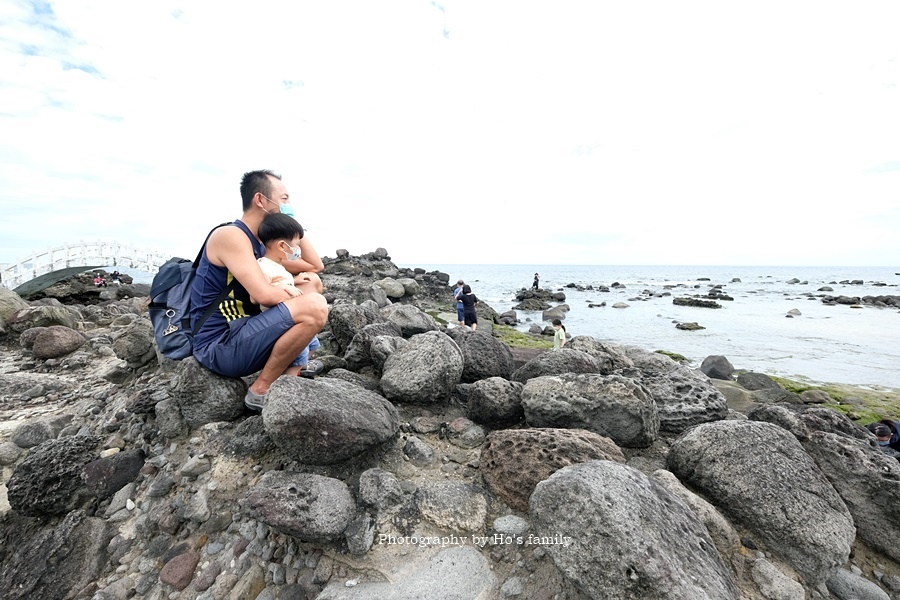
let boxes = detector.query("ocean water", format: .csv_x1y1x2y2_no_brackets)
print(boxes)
408,264,900,390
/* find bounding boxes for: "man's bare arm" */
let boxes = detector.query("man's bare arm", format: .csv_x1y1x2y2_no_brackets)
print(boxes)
283,235,324,274
206,227,293,307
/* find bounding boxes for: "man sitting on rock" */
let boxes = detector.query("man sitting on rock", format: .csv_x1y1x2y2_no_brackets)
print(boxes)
190,169,328,411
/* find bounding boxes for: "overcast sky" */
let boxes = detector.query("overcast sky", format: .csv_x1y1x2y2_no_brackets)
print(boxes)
1,1,899,268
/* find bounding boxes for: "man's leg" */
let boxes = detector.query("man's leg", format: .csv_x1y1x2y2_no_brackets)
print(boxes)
249,293,328,395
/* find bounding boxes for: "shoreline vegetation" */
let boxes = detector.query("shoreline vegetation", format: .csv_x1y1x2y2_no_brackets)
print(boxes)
489,323,900,425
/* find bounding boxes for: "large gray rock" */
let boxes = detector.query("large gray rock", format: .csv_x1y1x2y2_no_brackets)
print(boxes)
481,428,625,512
381,331,463,404
31,325,85,359
446,329,515,383
650,469,742,567
316,546,496,600
7,305,77,333
737,371,782,391
6,435,104,517
700,355,734,380
0,287,29,321
381,303,440,337
10,414,72,448
396,277,421,296
511,348,607,383
566,336,632,370
521,373,659,448
622,346,680,372
530,460,740,600
667,420,855,584
246,471,356,543
826,568,890,600
541,304,570,321
801,431,900,563
626,365,728,433
749,403,871,443
112,319,156,367
263,376,399,465
170,357,245,428
328,301,384,352
750,558,806,600
374,277,406,299
466,377,524,426
343,322,403,371
0,510,113,600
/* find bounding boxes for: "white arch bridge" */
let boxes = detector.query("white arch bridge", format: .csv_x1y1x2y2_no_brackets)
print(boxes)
1,241,170,296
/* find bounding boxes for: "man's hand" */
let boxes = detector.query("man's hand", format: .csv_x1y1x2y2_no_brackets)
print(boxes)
283,286,303,298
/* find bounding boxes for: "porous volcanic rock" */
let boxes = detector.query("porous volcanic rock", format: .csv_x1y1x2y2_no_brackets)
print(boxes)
380,330,463,403
6,435,104,517
380,303,440,337
511,348,607,383
480,428,625,512
667,420,855,584
627,365,729,433
170,357,245,428
342,321,403,372
246,471,356,543
263,376,399,465
328,301,384,352
446,328,515,383
521,373,659,448
530,460,740,600
800,431,900,563
465,377,524,426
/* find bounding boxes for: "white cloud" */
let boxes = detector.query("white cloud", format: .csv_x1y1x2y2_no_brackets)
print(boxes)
1,0,899,268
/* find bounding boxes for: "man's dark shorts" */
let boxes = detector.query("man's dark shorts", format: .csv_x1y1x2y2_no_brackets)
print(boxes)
193,303,303,378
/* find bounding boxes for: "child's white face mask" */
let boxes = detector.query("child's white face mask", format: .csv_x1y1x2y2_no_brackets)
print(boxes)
282,243,301,261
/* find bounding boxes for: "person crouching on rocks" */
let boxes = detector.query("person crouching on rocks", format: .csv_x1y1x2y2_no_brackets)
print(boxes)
552,318,567,350
458,284,479,330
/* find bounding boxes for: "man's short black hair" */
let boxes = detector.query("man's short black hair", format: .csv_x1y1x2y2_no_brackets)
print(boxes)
258,213,304,247
241,170,281,211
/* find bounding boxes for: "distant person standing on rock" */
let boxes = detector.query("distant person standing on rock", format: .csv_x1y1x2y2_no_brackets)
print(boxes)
458,284,479,330
453,279,465,327
552,318,567,350
532,273,540,290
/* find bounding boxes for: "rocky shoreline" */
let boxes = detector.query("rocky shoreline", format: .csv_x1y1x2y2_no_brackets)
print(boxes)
1,250,899,600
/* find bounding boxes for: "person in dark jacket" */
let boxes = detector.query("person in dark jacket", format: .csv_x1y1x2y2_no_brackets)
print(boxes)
457,284,479,330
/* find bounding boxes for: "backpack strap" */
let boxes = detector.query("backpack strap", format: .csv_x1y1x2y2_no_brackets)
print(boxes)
190,223,236,336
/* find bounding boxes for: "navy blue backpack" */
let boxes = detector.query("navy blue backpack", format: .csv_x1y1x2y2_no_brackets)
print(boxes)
148,224,234,359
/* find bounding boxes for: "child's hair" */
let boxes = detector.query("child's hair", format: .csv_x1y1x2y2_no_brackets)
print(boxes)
258,213,304,247
462,284,472,294
552,318,566,331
